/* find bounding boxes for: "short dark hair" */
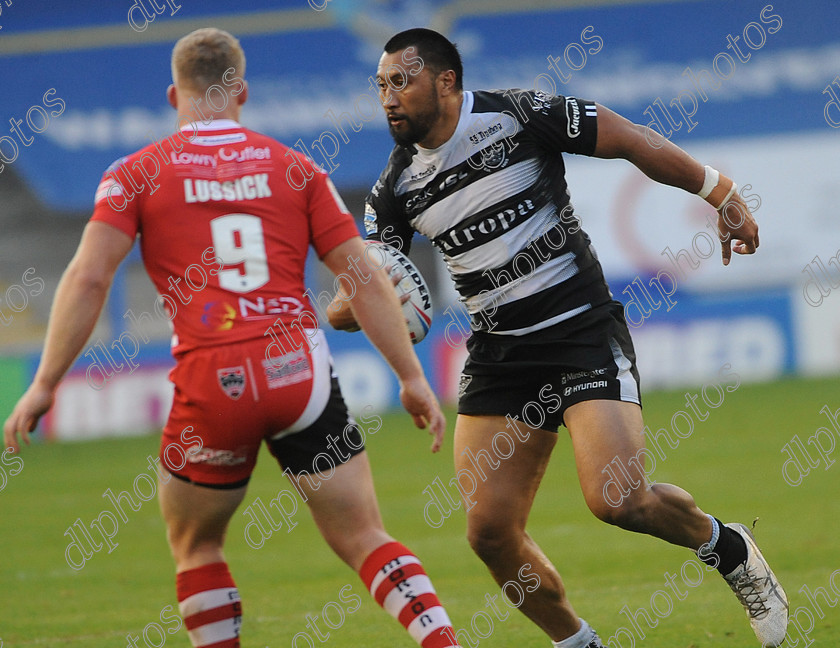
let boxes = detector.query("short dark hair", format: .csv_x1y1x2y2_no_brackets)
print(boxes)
384,28,463,90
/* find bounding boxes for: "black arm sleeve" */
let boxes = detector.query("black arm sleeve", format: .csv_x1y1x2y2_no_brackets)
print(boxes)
363,165,414,255
499,89,598,156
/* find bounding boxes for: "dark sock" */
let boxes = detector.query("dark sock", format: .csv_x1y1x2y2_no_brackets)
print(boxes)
698,517,748,576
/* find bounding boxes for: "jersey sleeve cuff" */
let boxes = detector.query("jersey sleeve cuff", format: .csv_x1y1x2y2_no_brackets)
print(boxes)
90,210,139,240
312,218,361,259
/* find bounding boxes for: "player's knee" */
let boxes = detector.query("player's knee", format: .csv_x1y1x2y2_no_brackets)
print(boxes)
588,491,654,532
466,522,520,563
586,494,618,525
172,537,225,568
166,523,223,558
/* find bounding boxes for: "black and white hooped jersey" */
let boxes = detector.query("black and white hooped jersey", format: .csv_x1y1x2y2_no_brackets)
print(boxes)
364,89,613,335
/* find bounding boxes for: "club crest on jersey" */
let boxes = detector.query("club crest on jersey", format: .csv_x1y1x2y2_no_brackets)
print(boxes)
217,366,246,399
476,141,508,170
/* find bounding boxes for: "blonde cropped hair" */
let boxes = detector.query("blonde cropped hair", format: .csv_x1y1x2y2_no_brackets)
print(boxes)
171,28,245,92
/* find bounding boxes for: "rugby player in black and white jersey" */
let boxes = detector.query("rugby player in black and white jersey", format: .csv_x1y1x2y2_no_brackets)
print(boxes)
329,28,787,648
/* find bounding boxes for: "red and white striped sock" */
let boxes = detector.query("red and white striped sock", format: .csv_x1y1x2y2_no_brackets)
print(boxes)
177,562,242,648
359,541,460,648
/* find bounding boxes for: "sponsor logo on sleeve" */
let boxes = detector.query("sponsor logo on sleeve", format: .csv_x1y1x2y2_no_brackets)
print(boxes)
532,91,553,114
94,177,123,204
95,157,129,204
565,97,581,138
364,204,378,235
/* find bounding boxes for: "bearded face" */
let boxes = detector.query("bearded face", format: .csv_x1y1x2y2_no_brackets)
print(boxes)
376,50,444,148
386,85,442,147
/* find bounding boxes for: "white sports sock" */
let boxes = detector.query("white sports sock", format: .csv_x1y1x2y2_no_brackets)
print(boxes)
698,514,720,558
552,618,595,648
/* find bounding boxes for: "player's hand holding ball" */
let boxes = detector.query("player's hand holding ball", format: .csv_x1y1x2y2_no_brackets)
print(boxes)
365,242,433,344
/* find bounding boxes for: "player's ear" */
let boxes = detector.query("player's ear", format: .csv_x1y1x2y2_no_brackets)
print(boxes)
236,81,249,106
438,69,457,96
166,84,178,110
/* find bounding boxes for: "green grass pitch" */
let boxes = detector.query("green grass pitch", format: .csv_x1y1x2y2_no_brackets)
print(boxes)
1,374,839,647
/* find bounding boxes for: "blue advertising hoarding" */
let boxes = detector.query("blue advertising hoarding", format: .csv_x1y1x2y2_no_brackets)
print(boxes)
0,0,836,211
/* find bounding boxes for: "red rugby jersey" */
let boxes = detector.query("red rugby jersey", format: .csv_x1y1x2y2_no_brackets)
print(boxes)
91,119,358,356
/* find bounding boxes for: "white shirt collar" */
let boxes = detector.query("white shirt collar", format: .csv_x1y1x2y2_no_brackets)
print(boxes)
415,91,473,157
179,118,242,132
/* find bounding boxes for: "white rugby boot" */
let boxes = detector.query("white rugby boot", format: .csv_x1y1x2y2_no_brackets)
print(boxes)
724,522,789,647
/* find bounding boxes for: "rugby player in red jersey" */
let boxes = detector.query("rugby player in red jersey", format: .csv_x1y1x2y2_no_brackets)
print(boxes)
3,28,462,648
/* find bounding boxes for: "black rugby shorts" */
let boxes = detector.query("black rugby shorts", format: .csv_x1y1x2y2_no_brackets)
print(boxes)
457,300,642,429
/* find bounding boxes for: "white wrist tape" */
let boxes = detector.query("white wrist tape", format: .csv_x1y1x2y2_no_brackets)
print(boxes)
696,165,719,199
715,182,738,211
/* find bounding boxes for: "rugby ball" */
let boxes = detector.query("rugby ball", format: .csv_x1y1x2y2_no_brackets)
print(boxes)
363,241,433,344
